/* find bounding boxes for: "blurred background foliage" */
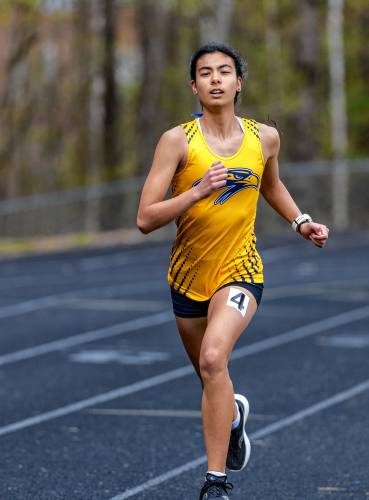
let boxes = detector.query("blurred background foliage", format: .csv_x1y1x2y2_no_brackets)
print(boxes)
0,0,367,201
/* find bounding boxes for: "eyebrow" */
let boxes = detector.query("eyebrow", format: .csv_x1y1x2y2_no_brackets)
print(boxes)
198,64,233,71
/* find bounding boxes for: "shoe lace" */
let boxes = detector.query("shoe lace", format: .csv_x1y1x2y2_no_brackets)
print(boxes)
200,479,234,498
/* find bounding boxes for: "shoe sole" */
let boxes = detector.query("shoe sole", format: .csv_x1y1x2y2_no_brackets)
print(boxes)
231,393,251,472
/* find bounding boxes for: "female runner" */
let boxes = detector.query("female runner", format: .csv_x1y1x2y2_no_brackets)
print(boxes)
137,43,329,499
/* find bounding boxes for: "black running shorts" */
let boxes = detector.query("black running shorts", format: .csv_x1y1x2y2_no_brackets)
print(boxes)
170,282,264,318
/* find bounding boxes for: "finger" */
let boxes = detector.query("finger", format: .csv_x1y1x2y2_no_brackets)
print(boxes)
211,173,228,181
311,237,327,247
213,179,227,188
311,234,328,241
312,239,324,247
211,167,227,176
210,161,226,169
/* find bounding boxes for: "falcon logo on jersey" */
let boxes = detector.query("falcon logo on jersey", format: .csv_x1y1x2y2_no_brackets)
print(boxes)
193,168,260,205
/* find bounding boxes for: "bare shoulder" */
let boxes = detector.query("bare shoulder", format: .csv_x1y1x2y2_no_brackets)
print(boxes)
257,122,280,161
159,125,187,151
154,125,188,172
258,123,280,149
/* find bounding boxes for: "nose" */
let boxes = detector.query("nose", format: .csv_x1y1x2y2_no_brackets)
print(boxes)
211,71,221,84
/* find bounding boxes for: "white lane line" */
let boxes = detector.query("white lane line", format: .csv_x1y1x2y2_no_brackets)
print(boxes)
110,377,369,500
0,244,295,318
0,305,368,437
87,409,202,418
86,408,275,420
80,251,164,271
0,280,167,320
263,277,369,300
66,298,169,312
0,244,294,282
0,365,193,437
260,245,299,263
0,311,173,366
3,278,369,368
231,305,369,360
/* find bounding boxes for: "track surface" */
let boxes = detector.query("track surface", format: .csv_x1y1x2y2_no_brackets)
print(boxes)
0,233,369,500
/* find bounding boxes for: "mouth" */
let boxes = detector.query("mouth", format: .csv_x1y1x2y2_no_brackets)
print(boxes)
210,89,224,96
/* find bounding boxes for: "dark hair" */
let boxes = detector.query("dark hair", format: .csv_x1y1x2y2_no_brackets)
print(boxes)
190,42,247,103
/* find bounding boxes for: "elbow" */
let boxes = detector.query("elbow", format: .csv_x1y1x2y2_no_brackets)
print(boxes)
136,214,151,234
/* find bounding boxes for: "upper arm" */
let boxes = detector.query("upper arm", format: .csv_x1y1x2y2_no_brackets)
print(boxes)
138,126,187,211
258,124,281,193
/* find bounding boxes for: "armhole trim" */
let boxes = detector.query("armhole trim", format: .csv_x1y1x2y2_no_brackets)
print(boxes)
242,118,265,168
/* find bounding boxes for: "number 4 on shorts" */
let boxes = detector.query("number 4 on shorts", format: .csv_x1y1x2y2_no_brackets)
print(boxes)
226,287,250,317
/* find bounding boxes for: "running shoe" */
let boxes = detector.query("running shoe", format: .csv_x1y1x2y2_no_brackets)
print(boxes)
226,393,251,471
199,473,233,499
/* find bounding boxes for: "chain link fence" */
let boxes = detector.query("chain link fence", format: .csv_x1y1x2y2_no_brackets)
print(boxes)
0,159,368,242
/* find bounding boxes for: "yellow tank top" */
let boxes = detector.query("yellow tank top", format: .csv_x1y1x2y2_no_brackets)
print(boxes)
167,117,265,301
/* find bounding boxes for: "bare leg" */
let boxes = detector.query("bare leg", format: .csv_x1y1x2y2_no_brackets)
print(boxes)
175,315,238,419
199,287,257,472
175,315,207,382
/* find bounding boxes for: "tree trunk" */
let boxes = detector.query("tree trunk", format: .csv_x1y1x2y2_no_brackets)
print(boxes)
85,0,104,232
263,0,283,125
102,0,118,179
289,0,320,160
136,0,170,174
0,3,38,199
199,0,234,45
327,0,348,230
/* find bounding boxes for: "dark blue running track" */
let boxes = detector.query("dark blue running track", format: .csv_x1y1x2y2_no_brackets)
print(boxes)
0,232,368,500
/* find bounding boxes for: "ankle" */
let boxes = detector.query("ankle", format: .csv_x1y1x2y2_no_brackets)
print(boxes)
207,470,226,478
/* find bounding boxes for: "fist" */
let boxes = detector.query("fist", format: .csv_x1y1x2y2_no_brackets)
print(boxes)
193,161,228,200
300,222,329,248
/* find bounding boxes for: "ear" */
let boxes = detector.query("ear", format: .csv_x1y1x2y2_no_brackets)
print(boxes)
191,80,198,95
236,76,242,93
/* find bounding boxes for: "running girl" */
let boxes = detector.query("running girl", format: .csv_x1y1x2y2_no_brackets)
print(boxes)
137,42,329,499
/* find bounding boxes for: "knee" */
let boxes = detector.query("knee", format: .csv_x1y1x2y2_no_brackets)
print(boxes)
199,347,227,381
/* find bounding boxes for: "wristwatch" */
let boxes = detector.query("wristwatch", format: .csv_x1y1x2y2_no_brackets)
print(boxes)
291,213,312,233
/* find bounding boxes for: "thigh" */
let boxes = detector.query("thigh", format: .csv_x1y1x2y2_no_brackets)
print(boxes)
202,285,258,359
175,315,207,378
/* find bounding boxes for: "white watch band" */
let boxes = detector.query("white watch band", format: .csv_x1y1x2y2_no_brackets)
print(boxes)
291,213,312,233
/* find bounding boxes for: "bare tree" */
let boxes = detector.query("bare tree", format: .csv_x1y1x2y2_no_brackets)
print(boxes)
199,0,234,45
327,0,348,230
263,0,283,124
102,0,119,179
289,0,321,160
0,2,38,199
136,0,171,174
85,0,104,231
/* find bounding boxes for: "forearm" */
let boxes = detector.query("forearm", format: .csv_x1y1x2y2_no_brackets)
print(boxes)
137,187,199,234
261,179,302,223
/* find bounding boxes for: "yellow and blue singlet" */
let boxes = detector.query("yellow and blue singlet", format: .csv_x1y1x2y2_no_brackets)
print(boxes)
168,117,265,301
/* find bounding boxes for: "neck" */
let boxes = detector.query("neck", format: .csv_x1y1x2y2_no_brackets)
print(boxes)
199,106,240,138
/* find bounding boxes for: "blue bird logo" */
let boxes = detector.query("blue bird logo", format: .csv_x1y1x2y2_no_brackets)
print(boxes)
193,168,260,205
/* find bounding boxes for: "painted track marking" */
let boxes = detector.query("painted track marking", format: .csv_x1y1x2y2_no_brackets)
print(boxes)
0,304,368,437
110,377,369,499
0,244,298,320
1,278,368,367
0,311,173,367
0,280,167,320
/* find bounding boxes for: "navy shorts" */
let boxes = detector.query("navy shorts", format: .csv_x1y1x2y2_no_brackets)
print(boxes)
170,282,264,318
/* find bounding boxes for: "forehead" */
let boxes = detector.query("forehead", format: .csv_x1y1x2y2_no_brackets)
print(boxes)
196,51,236,71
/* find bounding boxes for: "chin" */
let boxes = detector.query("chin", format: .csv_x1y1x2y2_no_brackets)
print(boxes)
204,100,234,111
